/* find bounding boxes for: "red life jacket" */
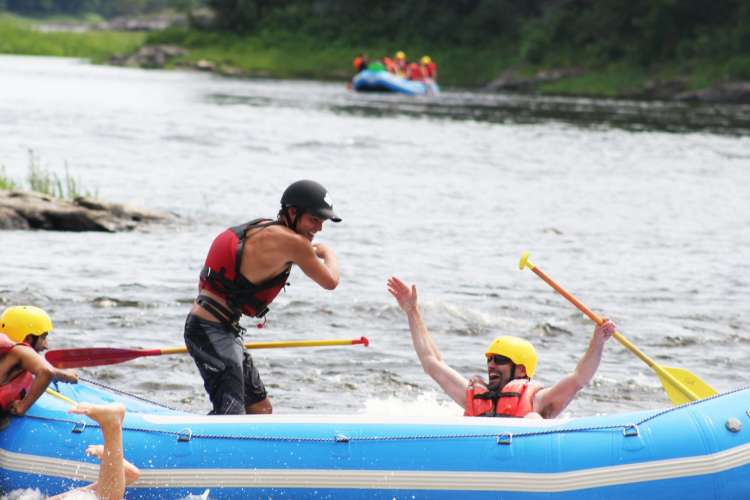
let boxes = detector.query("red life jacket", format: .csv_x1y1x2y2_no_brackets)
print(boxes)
408,63,424,81
199,219,290,319
0,334,33,412
464,379,543,417
424,62,437,79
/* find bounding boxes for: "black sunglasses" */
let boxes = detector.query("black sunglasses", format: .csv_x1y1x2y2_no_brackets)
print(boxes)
486,354,512,365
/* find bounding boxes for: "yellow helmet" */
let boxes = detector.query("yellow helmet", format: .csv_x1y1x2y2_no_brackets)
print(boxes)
420,55,432,64
0,306,53,343
485,336,537,377
395,51,406,60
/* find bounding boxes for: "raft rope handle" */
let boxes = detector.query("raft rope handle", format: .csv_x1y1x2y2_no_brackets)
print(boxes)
79,376,178,411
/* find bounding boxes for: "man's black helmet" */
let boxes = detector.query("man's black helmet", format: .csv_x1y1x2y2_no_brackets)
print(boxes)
280,180,341,222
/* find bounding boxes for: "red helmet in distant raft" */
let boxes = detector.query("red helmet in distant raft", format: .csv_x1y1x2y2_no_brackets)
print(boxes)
281,180,341,222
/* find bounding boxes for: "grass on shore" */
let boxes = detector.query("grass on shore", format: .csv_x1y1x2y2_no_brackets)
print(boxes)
147,27,519,87
0,13,144,62
1,152,98,201
0,166,18,190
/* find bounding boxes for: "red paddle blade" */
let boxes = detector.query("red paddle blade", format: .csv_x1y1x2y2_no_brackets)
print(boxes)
45,347,162,368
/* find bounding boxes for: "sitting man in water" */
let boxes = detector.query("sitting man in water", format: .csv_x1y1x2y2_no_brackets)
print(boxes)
185,180,341,415
387,277,615,418
0,306,78,418
50,402,140,500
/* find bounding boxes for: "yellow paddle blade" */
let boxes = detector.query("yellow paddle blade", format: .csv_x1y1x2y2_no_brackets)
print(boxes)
658,366,718,405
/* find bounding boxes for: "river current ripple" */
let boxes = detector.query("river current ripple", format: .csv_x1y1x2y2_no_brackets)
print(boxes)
1,55,749,420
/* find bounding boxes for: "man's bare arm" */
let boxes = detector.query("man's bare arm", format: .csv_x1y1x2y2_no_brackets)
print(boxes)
533,319,615,418
388,277,468,406
286,235,339,289
9,346,78,415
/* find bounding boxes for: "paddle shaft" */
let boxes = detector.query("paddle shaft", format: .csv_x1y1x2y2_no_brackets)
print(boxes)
46,337,369,369
525,262,701,402
159,338,369,355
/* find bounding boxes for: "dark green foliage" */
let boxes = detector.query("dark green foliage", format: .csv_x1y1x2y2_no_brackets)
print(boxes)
1,0,200,17
198,0,750,70
514,0,750,67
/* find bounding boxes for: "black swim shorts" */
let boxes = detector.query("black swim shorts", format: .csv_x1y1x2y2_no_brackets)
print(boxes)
184,314,267,415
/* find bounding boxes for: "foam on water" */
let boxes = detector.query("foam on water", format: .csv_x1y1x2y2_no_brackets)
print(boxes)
1,489,211,500
361,392,462,417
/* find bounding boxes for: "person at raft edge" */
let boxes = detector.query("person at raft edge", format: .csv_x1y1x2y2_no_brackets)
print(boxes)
420,55,437,81
394,50,408,76
0,306,78,419
387,277,615,418
353,53,369,73
185,180,341,415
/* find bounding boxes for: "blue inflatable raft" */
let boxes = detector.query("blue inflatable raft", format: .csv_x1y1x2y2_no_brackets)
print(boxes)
2,381,750,499
352,69,440,96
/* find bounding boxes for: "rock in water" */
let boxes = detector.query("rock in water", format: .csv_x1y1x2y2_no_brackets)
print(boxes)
0,190,176,232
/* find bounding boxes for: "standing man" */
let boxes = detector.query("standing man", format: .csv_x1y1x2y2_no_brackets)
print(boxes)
185,180,341,415
387,276,614,418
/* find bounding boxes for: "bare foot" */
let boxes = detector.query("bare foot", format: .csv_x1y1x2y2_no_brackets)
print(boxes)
85,444,104,459
68,402,125,428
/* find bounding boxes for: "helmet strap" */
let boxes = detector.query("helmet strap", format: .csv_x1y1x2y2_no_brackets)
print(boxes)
279,206,306,232
291,207,306,232
27,335,40,351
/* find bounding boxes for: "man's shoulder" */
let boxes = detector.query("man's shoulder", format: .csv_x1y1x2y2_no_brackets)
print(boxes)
246,224,308,252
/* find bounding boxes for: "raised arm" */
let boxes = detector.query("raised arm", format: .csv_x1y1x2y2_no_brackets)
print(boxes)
387,277,468,406
533,319,615,418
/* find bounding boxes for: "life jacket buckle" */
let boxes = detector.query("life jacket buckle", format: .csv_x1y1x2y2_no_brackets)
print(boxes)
496,433,512,445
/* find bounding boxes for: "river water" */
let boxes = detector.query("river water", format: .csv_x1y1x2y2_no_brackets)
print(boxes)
1,55,749,425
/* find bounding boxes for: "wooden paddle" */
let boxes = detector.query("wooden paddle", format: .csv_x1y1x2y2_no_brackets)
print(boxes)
46,337,370,369
518,252,717,405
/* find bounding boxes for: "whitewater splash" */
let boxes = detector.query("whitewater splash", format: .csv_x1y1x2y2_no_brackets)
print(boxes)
0,489,211,500
360,391,461,416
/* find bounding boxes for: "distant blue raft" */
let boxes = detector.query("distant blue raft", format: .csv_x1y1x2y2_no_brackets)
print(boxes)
352,69,440,96
2,381,750,499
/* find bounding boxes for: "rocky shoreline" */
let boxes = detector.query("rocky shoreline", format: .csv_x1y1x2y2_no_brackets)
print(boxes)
483,68,750,104
0,190,176,232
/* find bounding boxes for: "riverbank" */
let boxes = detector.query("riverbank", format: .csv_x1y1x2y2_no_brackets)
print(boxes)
1,13,749,102
0,13,144,62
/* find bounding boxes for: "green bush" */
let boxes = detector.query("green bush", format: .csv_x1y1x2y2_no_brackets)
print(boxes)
726,56,750,80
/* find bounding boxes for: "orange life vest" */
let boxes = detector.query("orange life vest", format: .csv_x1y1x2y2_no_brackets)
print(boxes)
0,334,33,412
383,57,396,73
353,56,367,73
464,379,543,417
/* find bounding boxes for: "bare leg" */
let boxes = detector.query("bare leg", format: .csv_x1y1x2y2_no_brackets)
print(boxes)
86,444,141,485
68,403,127,500
245,397,272,414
